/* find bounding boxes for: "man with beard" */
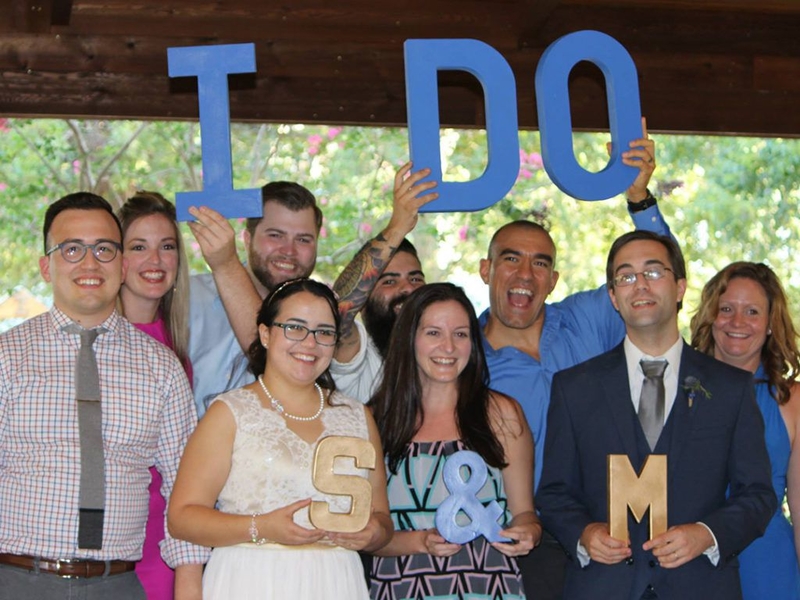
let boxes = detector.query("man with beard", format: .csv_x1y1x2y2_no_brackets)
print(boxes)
332,239,425,402
331,162,437,403
187,181,321,415
479,129,672,600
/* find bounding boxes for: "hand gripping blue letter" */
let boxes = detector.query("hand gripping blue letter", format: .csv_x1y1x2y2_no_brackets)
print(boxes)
535,30,643,200
168,43,262,221
405,39,520,213
434,450,511,544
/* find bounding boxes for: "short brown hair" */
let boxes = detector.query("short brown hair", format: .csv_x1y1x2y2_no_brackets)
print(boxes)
245,181,322,237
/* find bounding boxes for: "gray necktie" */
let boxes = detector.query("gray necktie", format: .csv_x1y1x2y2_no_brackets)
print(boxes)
65,325,107,549
639,359,668,451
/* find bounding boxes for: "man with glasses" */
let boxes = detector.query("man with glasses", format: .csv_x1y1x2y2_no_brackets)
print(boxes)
477,133,670,599
0,193,208,599
537,230,774,600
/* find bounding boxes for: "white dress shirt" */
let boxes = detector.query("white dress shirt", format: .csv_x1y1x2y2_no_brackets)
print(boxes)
577,335,719,566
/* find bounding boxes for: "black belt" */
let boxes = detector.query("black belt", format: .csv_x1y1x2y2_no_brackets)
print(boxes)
0,553,136,578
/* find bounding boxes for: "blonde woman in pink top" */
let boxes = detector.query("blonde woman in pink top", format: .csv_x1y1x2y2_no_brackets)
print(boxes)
118,191,192,599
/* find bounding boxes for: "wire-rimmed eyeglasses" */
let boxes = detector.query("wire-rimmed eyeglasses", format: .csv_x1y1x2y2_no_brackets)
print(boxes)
272,322,339,346
46,240,122,263
613,266,674,287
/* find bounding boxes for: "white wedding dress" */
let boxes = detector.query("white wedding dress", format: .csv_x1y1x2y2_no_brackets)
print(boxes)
202,387,371,599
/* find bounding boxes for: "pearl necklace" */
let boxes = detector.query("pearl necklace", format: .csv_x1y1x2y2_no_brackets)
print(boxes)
258,376,325,421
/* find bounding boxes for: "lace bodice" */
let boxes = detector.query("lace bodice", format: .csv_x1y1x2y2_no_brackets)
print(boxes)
213,388,369,528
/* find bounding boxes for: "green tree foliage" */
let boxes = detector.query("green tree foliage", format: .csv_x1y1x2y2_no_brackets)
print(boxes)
1,118,798,335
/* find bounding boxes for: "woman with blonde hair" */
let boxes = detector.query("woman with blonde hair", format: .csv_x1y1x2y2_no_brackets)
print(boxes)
117,191,192,598
691,261,800,599
118,191,191,371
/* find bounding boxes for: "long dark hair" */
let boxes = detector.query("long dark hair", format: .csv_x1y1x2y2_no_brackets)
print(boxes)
246,278,340,391
369,282,506,473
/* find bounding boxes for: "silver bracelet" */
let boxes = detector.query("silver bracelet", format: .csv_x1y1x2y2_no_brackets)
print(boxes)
249,513,267,545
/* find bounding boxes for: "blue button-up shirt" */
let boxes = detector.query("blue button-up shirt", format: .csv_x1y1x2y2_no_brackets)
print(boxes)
480,204,671,492
188,273,255,416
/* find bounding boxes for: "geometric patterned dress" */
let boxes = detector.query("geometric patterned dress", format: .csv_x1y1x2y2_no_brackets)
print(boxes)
370,440,526,599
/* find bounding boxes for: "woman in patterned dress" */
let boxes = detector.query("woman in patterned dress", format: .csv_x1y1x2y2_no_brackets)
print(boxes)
369,282,541,600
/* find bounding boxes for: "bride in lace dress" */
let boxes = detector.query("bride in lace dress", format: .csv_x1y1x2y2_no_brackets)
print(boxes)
168,278,393,599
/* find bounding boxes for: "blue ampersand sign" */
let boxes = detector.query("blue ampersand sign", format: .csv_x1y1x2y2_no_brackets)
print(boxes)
434,450,511,544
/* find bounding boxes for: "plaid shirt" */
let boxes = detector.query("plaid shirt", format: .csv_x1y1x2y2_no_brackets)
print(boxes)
0,308,210,566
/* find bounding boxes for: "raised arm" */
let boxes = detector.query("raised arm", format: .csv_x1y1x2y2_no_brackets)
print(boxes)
620,117,672,239
188,206,262,351
332,162,437,363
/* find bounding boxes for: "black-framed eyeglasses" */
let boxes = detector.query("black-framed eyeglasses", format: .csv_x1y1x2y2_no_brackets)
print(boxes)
46,240,122,263
272,322,338,346
613,265,674,287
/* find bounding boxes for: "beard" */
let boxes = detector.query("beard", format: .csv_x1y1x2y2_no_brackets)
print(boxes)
248,247,314,293
362,293,407,359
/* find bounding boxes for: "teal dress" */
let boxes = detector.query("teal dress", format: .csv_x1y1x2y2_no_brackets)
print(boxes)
370,440,525,600
739,365,800,599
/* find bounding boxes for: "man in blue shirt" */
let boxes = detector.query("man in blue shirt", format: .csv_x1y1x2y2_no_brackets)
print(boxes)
187,182,322,415
478,131,671,599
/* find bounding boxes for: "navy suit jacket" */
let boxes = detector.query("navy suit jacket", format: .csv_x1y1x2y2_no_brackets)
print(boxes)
537,342,776,600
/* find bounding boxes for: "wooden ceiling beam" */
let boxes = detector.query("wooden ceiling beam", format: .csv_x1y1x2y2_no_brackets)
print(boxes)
522,6,800,55
61,1,527,47
560,0,800,14
0,64,798,137
0,0,798,136
51,0,73,26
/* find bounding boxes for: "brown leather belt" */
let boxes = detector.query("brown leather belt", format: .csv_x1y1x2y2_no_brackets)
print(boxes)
0,553,136,578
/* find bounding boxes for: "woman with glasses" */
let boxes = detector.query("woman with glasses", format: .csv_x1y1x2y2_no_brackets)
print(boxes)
168,278,392,599
691,262,800,599
117,191,192,599
368,283,540,600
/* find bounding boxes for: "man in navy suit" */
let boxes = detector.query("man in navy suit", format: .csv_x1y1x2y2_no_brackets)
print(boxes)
537,230,775,600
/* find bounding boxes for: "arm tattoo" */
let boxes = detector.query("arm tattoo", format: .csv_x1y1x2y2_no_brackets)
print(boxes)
333,232,397,338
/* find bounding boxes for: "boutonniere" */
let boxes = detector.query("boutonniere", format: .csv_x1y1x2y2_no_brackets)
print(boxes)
683,376,712,408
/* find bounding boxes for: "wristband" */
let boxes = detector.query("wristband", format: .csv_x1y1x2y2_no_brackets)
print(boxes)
627,189,657,213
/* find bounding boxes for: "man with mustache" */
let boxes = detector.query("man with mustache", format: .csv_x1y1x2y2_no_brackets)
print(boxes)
360,239,425,359
188,166,436,413
331,162,437,403
479,131,669,599
187,181,322,415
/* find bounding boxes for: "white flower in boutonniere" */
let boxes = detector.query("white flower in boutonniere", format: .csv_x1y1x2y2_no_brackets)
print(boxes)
683,376,712,408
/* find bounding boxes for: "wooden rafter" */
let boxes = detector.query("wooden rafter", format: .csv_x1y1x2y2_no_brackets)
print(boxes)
0,0,798,136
